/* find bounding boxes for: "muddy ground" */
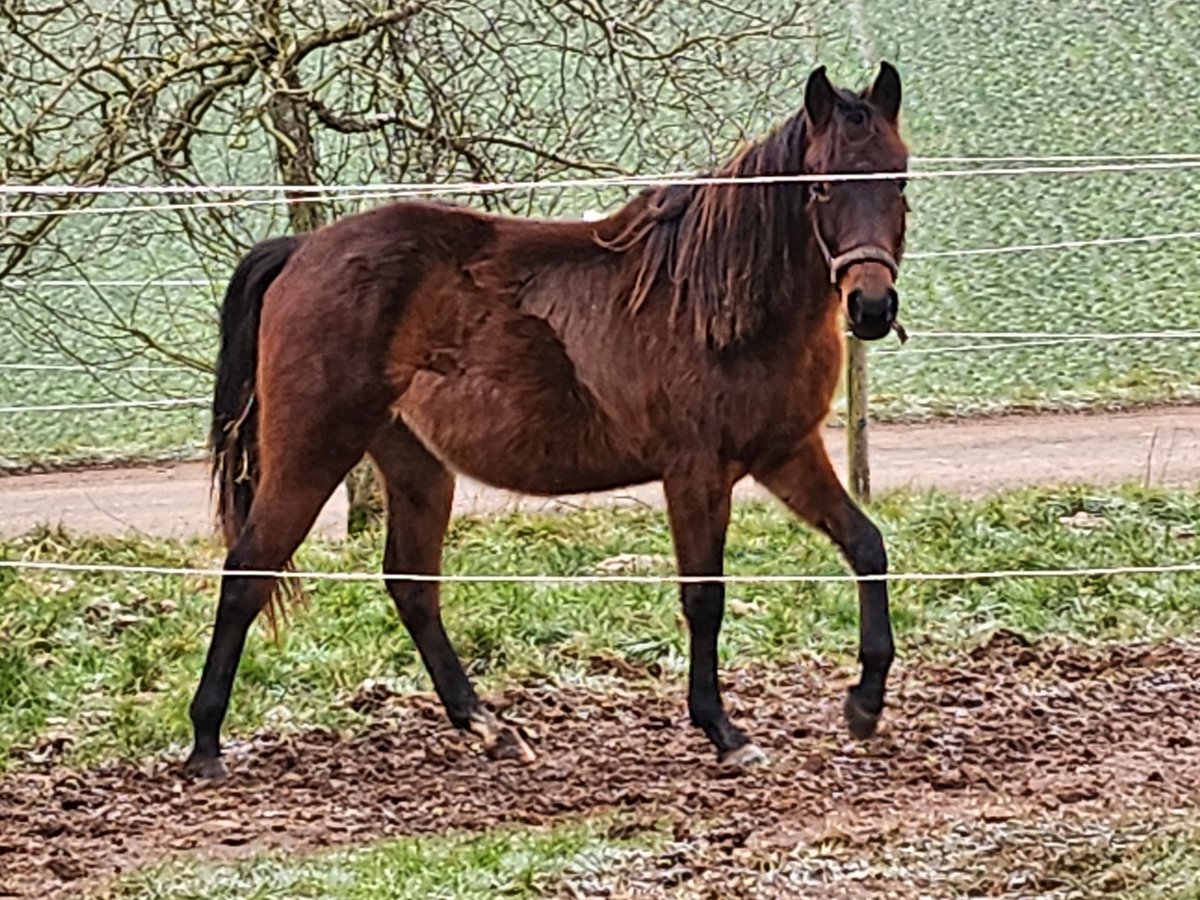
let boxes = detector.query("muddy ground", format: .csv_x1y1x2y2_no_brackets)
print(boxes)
2,632,1198,898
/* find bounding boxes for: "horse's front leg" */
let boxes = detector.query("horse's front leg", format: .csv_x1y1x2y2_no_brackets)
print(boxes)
663,467,767,766
753,432,894,739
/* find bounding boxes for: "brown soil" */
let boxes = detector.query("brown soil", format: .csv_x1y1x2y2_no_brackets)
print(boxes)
2,633,1198,898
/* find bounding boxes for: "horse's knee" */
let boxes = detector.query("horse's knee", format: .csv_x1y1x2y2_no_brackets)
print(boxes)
844,514,887,576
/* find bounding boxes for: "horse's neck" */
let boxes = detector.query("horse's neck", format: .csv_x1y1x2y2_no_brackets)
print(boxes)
746,209,836,337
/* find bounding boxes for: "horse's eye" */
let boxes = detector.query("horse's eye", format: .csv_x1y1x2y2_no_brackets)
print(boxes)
897,179,908,195
810,182,831,202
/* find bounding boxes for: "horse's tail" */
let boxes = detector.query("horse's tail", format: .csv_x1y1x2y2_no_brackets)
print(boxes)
210,235,302,549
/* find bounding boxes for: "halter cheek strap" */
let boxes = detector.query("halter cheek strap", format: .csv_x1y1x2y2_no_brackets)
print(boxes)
811,215,899,285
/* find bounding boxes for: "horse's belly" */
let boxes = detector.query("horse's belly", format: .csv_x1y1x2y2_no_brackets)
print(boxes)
389,305,653,495
395,378,648,495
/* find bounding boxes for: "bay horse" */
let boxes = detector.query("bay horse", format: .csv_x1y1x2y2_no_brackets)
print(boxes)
186,62,910,777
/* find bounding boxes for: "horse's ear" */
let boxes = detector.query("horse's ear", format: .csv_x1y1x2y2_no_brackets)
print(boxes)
804,65,835,131
868,61,902,122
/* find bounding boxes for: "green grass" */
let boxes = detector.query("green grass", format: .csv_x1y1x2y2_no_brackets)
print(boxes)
102,804,1200,900
1,0,1198,468
101,758,1200,900
112,817,659,900
1,484,1198,772
1130,822,1200,900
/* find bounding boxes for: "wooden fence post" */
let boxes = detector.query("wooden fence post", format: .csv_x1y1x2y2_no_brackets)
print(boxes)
846,336,871,503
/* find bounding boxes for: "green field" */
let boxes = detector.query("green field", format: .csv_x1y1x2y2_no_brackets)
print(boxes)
1,0,1198,469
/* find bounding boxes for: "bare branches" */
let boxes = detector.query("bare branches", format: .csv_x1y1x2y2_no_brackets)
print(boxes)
287,2,427,67
1,0,815,379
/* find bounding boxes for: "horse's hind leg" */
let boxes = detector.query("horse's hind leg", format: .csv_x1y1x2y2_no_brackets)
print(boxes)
185,472,349,777
369,425,534,763
186,427,374,778
752,432,894,739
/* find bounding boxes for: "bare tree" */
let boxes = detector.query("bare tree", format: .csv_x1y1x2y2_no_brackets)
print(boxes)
0,0,815,520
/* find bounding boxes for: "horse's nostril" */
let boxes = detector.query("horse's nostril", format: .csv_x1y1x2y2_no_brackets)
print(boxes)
886,288,899,320
848,289,864,321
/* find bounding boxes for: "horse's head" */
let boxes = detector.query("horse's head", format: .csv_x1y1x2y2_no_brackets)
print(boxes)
803,62,909,341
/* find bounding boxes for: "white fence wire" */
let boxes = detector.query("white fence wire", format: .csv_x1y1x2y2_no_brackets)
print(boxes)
0,557,1197,585
0,397,207,414
4,159,1200,221
903,230,1200,260
4,157,1200,197
3,229,1199,295
1,330,1198,385
0,362,190,373
1,330,1197,385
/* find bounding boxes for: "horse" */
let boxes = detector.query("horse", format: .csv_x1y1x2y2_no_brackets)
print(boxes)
185,62,910,778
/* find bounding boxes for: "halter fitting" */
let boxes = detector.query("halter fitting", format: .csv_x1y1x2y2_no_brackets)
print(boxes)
810,211,899,285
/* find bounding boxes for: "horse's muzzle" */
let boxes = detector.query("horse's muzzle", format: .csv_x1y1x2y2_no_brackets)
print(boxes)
847,287,898,341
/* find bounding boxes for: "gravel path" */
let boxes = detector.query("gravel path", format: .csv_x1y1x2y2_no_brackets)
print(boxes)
1,406,1197,540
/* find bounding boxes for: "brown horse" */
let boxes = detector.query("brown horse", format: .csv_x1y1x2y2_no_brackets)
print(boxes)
186,62,910,778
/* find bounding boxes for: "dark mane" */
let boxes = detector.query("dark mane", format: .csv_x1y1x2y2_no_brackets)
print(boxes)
598,82,900,350
598,110,812,349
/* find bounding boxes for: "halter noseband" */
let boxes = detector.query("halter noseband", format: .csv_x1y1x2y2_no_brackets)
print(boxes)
810,206,899,285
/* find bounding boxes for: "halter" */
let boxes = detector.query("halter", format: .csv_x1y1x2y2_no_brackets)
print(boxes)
809,204,899,285
806,188,908,343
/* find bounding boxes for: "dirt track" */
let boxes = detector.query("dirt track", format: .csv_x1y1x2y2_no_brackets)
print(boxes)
1,406,1198,539
2,634,1198,898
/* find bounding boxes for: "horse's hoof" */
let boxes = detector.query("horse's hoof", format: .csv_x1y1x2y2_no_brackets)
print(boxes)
844,690,881,740
487,726,537,764
183,752,229,780
470,711,537,764
720,742,769,768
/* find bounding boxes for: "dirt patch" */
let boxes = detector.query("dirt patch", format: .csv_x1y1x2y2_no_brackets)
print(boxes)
2,634,1199,898
584,805,1200,899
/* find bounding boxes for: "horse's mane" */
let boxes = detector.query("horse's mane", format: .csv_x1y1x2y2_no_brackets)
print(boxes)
598,110,813,350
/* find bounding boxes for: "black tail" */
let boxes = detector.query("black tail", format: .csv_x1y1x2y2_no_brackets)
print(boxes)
210,235,302,548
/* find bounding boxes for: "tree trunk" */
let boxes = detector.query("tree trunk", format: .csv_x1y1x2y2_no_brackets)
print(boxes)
260,8,384,535
267,70,326,234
